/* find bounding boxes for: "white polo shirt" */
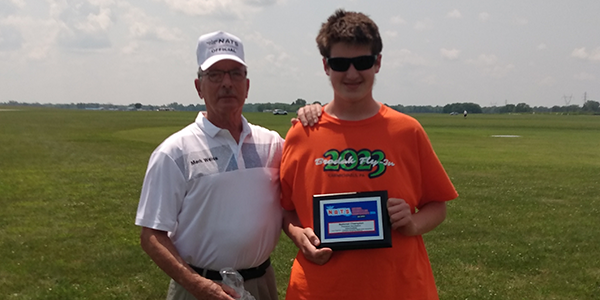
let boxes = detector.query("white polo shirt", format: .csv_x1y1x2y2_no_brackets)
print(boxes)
136,112,284,270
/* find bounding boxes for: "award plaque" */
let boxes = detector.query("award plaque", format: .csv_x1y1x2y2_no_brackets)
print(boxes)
313,190,391,251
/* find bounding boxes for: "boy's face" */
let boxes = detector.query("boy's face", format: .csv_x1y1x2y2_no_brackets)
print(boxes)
323,42,381,104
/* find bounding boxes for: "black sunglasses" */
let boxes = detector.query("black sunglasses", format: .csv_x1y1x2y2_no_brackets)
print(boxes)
326,55,378,72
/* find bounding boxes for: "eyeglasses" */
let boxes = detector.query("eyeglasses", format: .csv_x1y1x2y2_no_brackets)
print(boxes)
326,55,378,72
202,69,247,83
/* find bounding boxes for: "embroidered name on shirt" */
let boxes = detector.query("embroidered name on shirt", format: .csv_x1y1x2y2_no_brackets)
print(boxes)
315,148,395,178
191,157,218,165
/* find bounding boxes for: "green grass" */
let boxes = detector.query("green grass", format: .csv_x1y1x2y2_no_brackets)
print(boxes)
1,107,599,299
414,114,600,299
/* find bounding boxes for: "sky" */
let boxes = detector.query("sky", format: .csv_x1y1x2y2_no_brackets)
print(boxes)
1,0,599,108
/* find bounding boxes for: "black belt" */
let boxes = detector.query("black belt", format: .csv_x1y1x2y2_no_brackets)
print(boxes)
190,258,270,281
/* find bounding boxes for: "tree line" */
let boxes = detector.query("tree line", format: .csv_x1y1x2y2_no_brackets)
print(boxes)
2,99,599,114
389,101,600,114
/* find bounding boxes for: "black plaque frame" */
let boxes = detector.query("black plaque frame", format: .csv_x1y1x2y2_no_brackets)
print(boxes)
312,190,391,251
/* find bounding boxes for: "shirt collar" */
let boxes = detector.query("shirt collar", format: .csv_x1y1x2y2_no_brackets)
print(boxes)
194,111,251,139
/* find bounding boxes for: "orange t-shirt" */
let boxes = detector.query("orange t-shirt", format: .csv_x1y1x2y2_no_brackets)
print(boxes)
281,105,458,300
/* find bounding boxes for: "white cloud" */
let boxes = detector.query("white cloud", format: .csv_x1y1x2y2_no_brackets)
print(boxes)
0,24,23,51
440,48,460,60
121,41,139,55
446,9,462,19
246,31,282,50
414,18,434,31
467,54,513,78
123,6,183,42
478,12,490,22
384,30,398,38
57,30,111,50
385,48,433,68
390,15,406,25
584,47,600,62
75,7,112,33
243,0,279,6
9,0,26,7
264,52,290,68
420,74,437,85
538,76,556,86
0,15,59,60
48,0,115,50
157,0,262,18
128,22,182,41
1,0,599,108
0,0,24,17
513,17,528,26
574,72,596,81
245,31,297,77
467,54,498,66
572,47,588,59
88,0,116,6
488,63,515,78
571,47,600,61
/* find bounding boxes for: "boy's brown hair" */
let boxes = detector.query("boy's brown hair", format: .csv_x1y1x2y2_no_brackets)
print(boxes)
316,9,383,58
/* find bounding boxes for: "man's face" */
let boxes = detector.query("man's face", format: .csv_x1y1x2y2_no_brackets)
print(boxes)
324,43,381,104
195,59,249,118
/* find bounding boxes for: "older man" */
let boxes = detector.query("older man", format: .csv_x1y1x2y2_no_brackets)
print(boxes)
136,31,309,300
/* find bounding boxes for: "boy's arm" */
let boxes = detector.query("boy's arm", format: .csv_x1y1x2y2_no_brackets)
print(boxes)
387,198,447,236
282,209,333,265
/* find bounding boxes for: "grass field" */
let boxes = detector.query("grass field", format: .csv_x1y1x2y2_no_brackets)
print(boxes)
1,106,599,299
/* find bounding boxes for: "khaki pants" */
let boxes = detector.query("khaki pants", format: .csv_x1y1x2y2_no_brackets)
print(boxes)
166,265,278,300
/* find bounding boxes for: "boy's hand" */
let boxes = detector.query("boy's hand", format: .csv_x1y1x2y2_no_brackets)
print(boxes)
297,227,333,265
387,198,418,236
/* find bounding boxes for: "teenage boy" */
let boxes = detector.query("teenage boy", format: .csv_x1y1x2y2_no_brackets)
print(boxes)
280,10,458,300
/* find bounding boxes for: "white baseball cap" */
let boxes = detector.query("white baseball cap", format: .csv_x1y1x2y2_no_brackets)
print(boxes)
196,31,246,71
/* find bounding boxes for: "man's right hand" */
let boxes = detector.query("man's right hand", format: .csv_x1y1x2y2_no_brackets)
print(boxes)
193,281,237,300
297,227,333,265
140,227,236,300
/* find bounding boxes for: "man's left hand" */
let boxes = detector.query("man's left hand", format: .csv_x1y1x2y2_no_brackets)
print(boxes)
292,103,323,126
